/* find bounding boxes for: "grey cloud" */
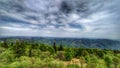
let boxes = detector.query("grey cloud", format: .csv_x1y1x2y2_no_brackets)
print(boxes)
0,0,120,39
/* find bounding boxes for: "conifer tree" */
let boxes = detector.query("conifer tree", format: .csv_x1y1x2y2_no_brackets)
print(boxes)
53,42,57,52
59,44,63,51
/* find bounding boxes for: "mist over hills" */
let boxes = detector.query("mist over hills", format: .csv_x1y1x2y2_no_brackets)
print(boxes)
0,36,120,50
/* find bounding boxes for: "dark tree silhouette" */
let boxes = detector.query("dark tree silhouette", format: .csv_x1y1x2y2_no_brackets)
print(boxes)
29,47,32,57
59,44,63,51
53,42,57,52
2,40,8,48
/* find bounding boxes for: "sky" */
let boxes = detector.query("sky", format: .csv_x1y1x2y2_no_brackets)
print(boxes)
0,0,120,40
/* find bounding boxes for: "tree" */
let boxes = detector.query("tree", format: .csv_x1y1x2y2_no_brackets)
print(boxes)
32,43,39,49
47,46,55,54
64,48,75,61
39,44,47,51
64,52,73,61
58,44,63,51
86,56,98,68
97,51,105,58
85,56,90,63
12,40,26,57
1,40,8,48
76,48,83,57
81,50,89,56
104,56,112,68
53,42,57,52
56,51,65,60
28,47,32,57
113,57,120,68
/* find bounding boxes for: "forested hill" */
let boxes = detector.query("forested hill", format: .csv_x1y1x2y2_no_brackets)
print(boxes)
0,36,120,50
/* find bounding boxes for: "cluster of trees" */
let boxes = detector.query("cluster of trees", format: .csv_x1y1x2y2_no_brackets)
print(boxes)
0,39,120,68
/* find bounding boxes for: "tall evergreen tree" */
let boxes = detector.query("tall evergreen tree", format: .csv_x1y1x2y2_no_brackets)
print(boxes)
2,40,8,48
53,42,57,52
29,46,32,57
59,44,63,51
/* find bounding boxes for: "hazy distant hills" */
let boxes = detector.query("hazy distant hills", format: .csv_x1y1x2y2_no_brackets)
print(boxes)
0,36,120,50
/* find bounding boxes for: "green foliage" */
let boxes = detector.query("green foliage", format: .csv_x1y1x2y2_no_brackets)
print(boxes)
67,64,80,68
59,44,64,51
1,40,9,48
0,47,6,54
48,61,65,68
81,50,89,56
56,51,65,60
10,58,32,68
53,42,57,52
86,56,98,68
76,48,83,57
0,50,15,63
11,40,26,57
47,46,55,54
39,51,51,59
85,56,90,63
65,52,73,61
104,56,113,68
39,44,47,51
64,48,75,61
66,48,75,57
90,56,98,63
96,51,105,58
86,63,97,68
0,39,120,68
30,49,41,57
112,57,120,68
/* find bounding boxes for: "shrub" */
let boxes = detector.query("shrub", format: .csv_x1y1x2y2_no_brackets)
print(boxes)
81,50,89,56
65,52,73,61
85,56,90,63
113,57,120,68
86,63,97,68
48,61,65,68
39,51,51,59
67,64,80,68
0,50,15,63
86,56,98,68
104,56,112,68
56,51,65,60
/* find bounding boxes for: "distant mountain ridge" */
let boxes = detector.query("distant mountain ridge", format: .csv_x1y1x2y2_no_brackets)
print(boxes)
0,36,120,50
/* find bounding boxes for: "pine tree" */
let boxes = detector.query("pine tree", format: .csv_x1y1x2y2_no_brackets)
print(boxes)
59,44,63,51
2,40,8,48
53,42,57,52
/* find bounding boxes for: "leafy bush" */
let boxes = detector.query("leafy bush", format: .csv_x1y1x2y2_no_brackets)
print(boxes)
0,50,15,63
112,56,120,68
67,64,80,68
56,51,65,60
86,63,97,68
104,56,113,68
65,52,73,61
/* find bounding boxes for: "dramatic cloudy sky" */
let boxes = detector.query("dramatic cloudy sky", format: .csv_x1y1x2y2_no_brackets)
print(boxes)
0,0,120,39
